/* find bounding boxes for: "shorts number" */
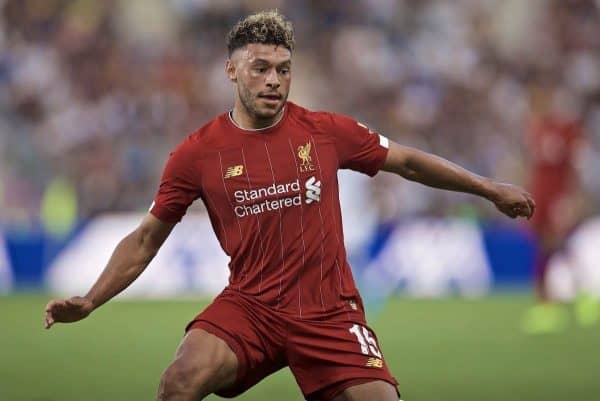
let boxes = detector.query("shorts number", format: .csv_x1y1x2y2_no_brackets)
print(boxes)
348,324,382,358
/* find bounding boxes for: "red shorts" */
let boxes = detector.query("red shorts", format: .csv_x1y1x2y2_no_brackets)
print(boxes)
185,289,399,400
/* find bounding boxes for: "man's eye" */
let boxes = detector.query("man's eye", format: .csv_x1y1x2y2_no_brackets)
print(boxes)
255,67,267,73
280,68,290,74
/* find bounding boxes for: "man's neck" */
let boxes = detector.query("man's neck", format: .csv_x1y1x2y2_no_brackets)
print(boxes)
231,106,284,130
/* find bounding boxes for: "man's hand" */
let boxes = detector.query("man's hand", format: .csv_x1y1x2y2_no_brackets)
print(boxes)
488,182,536,219
44,296,94,329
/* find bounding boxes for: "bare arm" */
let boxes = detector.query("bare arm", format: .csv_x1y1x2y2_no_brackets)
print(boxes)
44,213,175,328
382,141,535,219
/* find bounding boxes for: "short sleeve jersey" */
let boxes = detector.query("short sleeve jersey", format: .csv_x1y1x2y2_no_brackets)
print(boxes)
151,102,389,318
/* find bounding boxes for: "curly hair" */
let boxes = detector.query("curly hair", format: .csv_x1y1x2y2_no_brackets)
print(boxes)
227,10,295,56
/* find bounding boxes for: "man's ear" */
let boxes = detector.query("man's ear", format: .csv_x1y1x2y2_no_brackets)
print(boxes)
226,59,237,82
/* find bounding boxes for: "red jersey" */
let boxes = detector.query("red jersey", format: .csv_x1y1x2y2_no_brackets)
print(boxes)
529,115,582,196
150,102,389,318
528,115,582,233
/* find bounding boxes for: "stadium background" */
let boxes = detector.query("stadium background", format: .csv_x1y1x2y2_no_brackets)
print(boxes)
1,0,599,400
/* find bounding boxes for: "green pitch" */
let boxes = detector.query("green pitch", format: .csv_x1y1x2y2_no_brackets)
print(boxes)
1,294,598,401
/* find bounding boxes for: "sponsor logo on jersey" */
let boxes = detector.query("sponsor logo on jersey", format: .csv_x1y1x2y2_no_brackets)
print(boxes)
365,357,383,368
297,142,315,172
231,175,322,218
233,180,302,217
224,165,244,178
305,176,321,204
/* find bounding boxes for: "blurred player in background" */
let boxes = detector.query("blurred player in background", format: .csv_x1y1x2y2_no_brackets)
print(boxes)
523,81,598,334
44,10,535,401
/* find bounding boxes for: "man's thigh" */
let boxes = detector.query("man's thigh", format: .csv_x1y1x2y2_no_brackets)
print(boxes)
169,328,239,393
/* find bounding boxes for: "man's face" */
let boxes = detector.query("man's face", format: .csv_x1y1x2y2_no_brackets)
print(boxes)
227,43,292,120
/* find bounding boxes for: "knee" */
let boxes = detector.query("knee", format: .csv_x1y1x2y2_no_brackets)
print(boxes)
157,360,220,401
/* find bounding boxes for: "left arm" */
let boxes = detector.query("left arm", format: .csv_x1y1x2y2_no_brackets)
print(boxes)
381,141,535,219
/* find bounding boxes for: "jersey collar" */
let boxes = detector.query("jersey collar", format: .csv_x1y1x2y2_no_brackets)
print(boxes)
227,105,287,134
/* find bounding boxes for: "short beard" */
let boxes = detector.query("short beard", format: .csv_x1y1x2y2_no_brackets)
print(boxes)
238,84,284,121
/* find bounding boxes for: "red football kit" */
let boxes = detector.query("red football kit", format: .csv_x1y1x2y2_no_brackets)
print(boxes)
528,115,582,236
527,115,582,301
150,102,398,400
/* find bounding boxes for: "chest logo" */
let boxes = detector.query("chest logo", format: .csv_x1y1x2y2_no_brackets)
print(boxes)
224,165,244,178
305,176,321,204
297,142,315,172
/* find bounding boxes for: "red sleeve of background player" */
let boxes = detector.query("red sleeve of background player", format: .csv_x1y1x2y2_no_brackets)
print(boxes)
149,141,201,223
326,113,390,176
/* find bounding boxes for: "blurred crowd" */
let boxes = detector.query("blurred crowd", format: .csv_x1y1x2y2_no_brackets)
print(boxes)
1,0,599,232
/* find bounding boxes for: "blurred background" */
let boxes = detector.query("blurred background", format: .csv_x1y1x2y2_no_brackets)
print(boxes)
1,1,599,401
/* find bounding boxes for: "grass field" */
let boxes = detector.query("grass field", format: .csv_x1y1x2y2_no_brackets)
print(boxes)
1,293,598,401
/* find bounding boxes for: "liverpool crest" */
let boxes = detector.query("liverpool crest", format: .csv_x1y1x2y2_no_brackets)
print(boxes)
297,141,315,172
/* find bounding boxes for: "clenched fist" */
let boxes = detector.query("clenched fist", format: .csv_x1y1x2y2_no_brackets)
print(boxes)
488,182,536,219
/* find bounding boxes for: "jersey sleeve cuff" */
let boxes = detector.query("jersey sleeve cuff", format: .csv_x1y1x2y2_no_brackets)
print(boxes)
367,145,390,177
149,204,183,223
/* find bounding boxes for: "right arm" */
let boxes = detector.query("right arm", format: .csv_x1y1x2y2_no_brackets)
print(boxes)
44,213,175,329
381,142,535,219
45,137,201,329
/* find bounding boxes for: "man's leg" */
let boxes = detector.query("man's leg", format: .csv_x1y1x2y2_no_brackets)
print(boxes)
332,380,399,401
157,328,238,401
522,232,569,334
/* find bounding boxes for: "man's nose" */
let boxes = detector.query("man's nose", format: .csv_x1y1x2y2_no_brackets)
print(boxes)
265,69,280,88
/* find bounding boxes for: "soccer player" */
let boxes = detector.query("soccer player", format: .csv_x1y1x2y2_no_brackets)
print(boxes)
522,84,595,333
44,10,535,401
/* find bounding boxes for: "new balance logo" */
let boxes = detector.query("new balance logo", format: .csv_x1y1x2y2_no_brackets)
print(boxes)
305,176,321,204
365,358,383,368
224,165,244,178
